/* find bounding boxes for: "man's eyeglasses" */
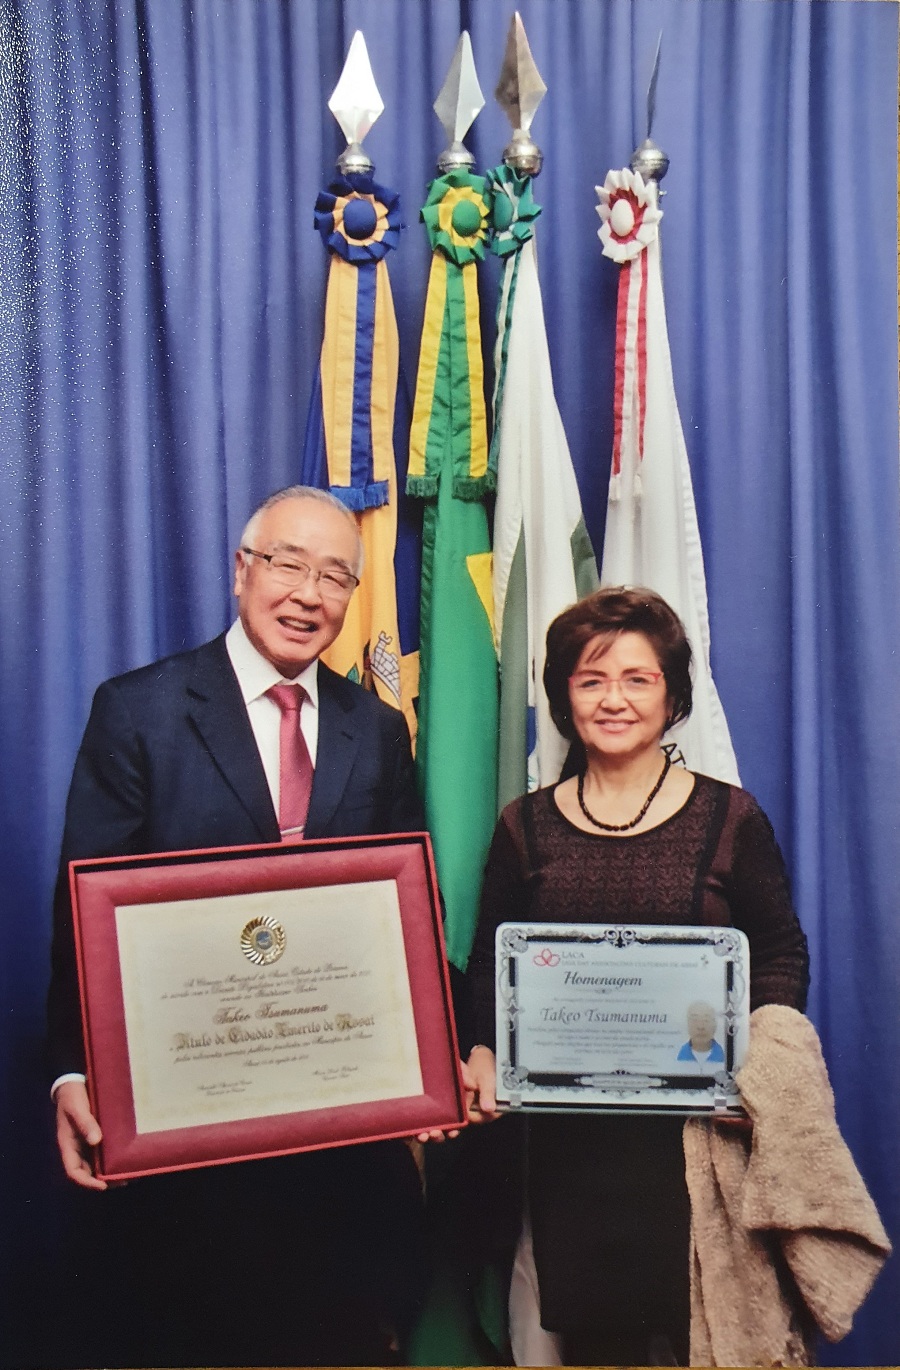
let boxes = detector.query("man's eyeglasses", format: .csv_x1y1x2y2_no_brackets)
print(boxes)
241,547,360,599
569,670,664,700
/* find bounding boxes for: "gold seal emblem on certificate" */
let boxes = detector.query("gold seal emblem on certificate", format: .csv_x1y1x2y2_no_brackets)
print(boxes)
240,915,286,966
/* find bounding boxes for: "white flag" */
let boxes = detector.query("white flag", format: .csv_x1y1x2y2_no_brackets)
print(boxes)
596,168,739,783
493,233,598,811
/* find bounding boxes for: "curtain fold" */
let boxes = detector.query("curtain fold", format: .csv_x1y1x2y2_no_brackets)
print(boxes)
0,2,897,1363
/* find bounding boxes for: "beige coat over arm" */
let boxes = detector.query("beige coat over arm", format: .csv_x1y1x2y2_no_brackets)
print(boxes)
684,1004,891,1367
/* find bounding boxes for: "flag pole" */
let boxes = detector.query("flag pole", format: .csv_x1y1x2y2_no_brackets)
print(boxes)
407,33,498,971
490,13,599,809
595,54,740,783
302,33,414,732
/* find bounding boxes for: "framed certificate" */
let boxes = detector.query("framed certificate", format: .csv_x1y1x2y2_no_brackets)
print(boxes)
70,833,465,1180
495,922,750,1115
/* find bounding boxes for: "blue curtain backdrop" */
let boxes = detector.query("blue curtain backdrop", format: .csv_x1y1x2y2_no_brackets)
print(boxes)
1,0,897,1363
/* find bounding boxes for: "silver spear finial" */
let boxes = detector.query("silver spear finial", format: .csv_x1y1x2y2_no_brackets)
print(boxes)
328,30,384,176
630,32,668,188
495,12,546,176
646,30,662,140
433,32,485,173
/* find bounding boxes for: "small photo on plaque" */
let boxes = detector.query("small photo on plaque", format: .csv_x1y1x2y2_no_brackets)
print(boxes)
495,922,750,1116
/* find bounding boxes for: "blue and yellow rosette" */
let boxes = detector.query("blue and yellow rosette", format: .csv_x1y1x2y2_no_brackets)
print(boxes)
485,164,541,460
407,168,494,501
314,173,402,510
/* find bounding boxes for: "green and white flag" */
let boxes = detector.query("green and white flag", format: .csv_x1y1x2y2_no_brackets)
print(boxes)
489,165,598,811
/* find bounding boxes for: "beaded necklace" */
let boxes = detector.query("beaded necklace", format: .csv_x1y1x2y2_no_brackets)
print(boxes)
576,753,671,833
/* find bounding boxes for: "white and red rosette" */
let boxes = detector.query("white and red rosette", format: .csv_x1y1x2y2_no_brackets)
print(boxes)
595,167,662,262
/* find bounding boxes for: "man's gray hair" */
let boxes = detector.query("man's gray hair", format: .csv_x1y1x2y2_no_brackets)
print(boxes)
239,485,364,576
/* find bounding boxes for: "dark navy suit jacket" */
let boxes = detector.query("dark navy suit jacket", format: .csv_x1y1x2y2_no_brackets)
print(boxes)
48,633,422,1078
45,635,433,1363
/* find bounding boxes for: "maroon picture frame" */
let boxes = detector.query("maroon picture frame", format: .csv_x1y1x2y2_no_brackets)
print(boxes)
70,832,466,1181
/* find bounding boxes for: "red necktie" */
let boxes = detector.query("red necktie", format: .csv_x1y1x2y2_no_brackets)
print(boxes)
267,684,313,838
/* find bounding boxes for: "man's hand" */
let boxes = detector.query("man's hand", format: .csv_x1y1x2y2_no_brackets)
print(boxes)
55,1080,107,1191
464,1045,499,1123
415,1123,462,1144
414,1048,501,1142
415,1061,470,1143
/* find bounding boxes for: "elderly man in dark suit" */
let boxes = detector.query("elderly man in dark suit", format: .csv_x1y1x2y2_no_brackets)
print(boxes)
48,486,432,1367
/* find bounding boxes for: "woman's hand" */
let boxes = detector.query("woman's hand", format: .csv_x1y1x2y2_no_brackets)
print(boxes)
714,1112,753,1132
464,1045,500,1123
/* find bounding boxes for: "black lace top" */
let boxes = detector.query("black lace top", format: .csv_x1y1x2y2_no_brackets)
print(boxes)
469,774,809,1048
466,775,809,1344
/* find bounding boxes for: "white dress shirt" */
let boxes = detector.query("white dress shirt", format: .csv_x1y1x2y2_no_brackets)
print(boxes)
225,617,319,815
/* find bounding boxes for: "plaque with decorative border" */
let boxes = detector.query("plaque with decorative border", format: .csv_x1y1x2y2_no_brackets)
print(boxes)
70,833,465,1180
495,922,749,1115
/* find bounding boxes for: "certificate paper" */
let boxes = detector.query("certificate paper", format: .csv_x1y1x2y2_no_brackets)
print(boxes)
116,881,422,1133
70,834,465,1178
495,923,750,1115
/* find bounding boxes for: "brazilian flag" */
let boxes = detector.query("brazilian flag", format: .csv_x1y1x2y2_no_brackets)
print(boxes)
407,168,498,972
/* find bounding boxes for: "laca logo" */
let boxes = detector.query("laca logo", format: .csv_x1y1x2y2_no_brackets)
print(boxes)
532,948,560,967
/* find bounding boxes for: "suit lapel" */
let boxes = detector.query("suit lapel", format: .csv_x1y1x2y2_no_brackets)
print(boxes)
185,637,279,842
306,664,362,836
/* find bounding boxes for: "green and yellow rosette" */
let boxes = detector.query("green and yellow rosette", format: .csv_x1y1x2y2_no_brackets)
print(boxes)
486,163,541,462
407,169,494,501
